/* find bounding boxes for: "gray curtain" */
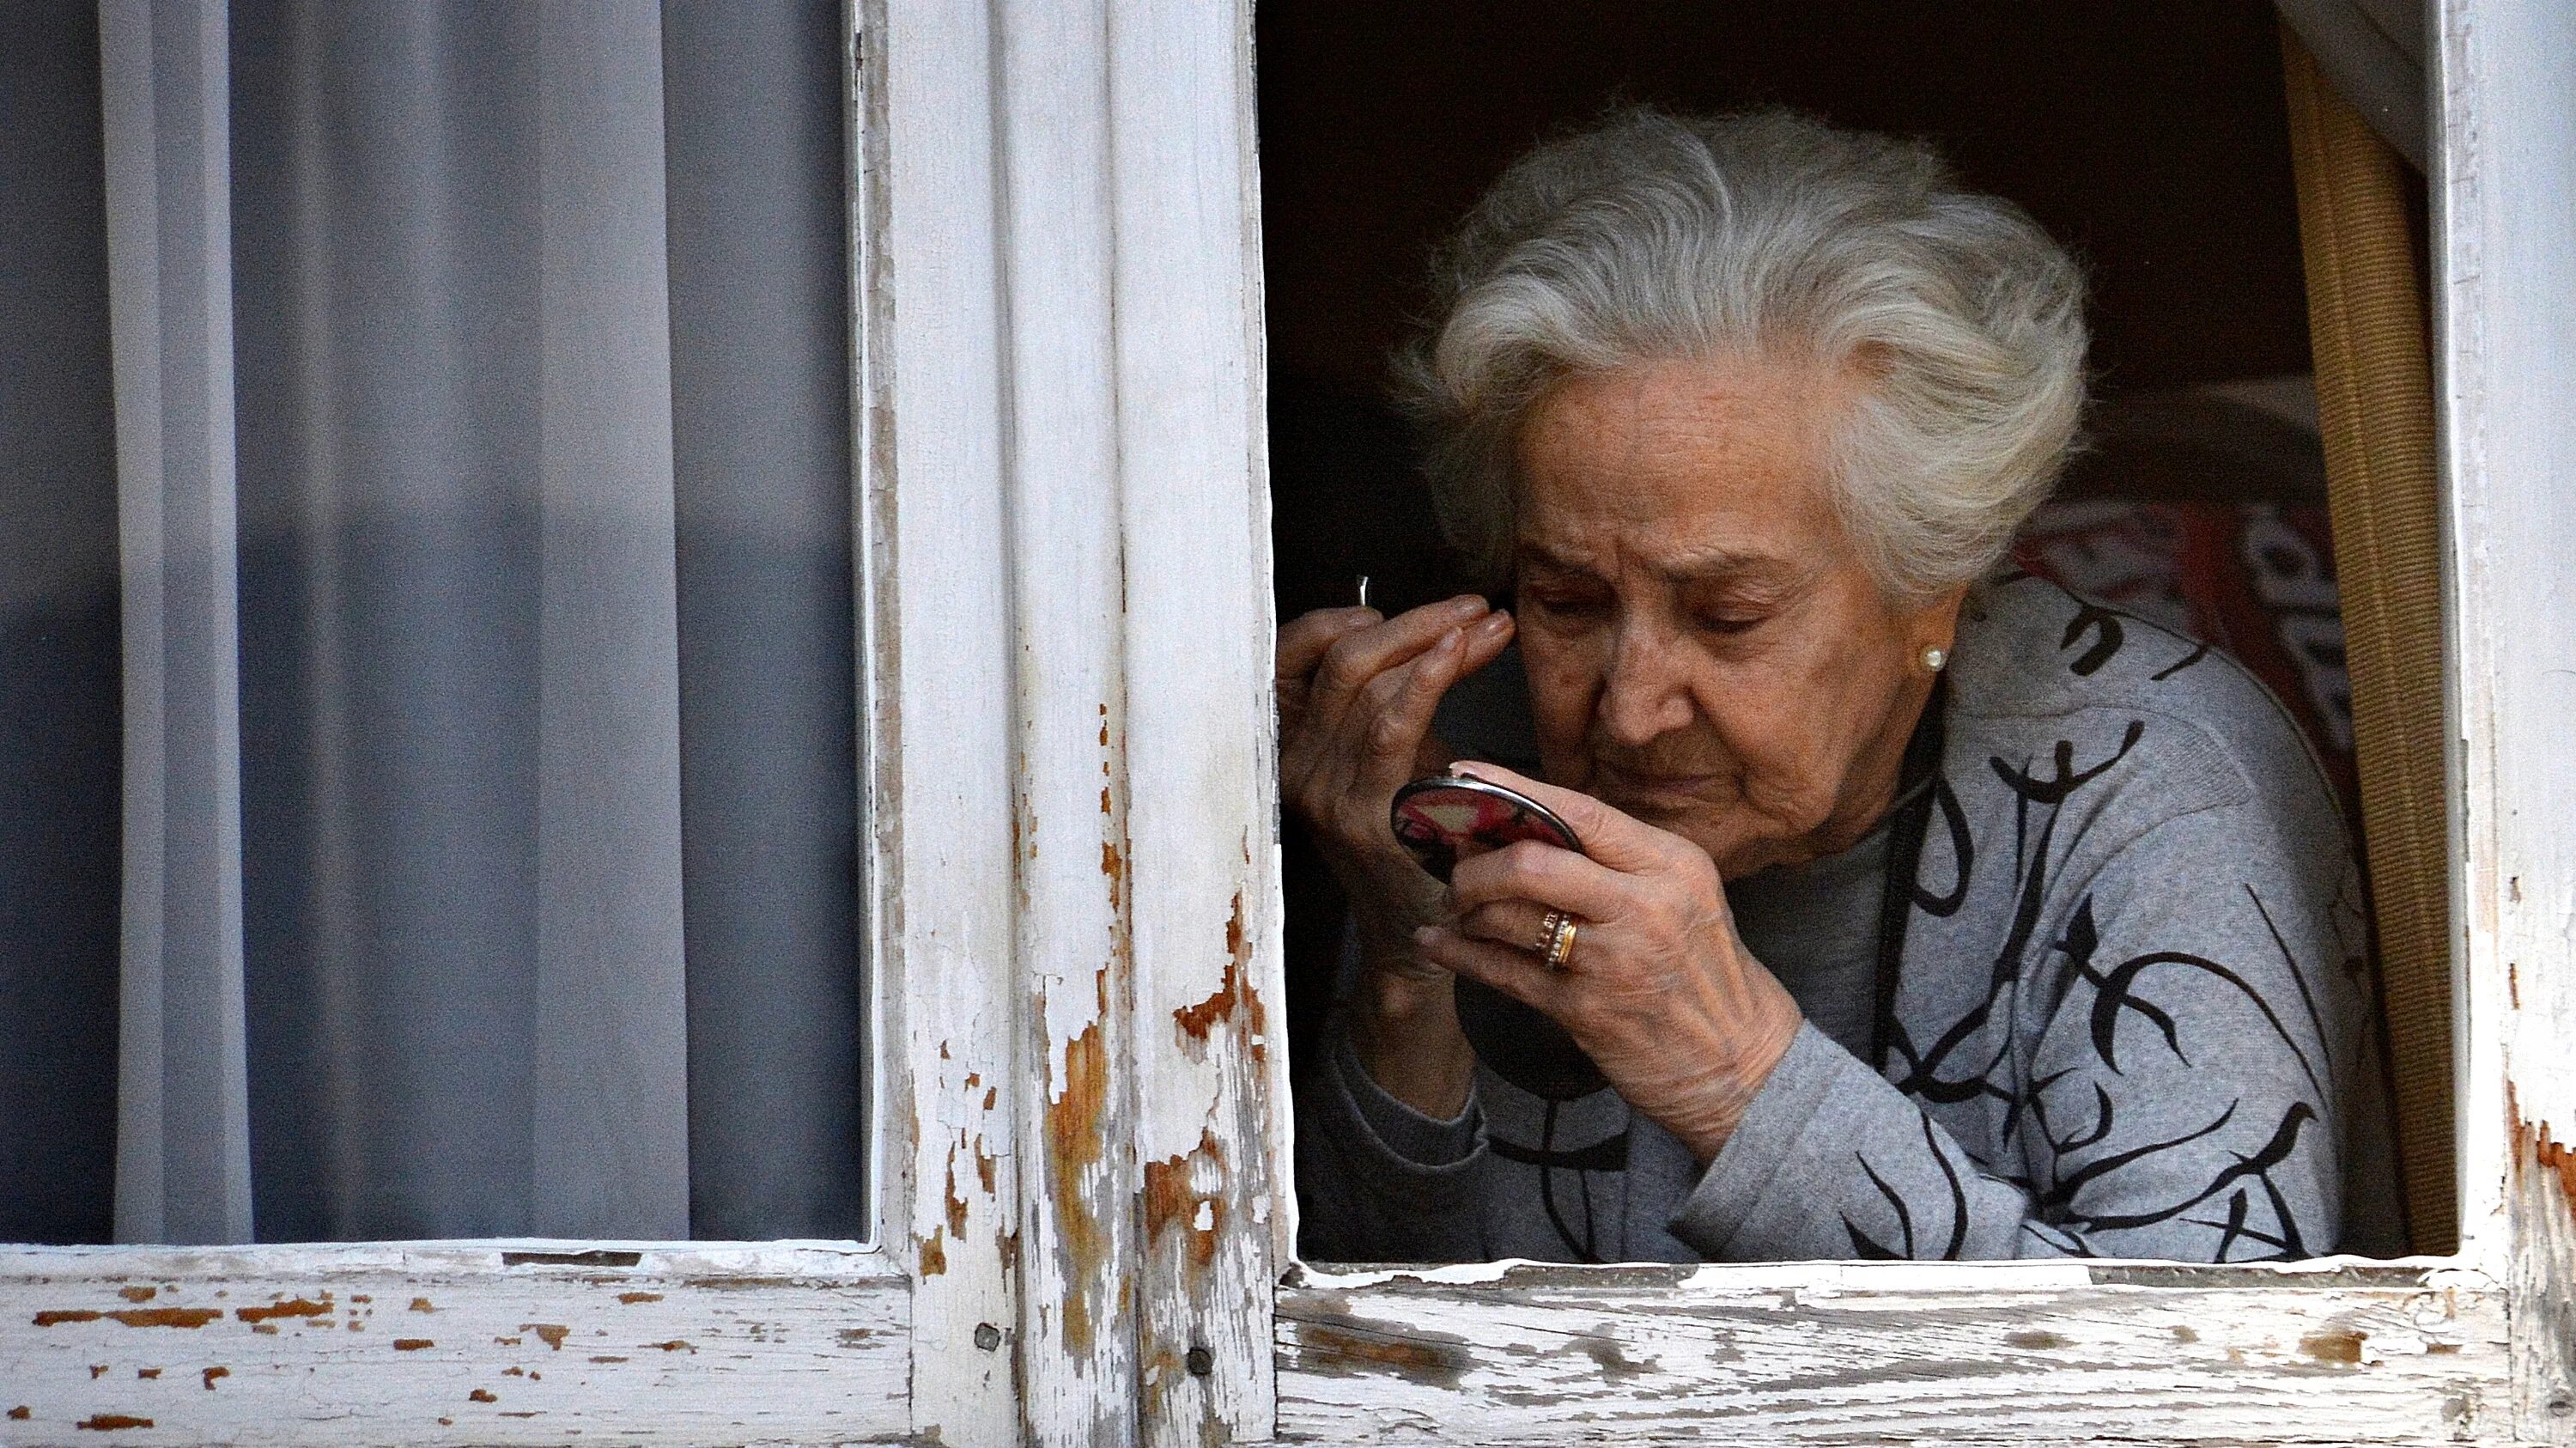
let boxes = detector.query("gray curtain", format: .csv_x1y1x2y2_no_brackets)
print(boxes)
0,0,863,1244
0,0,124,1248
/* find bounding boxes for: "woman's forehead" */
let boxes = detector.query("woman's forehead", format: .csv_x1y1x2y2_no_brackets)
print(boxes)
1515,359,1849,569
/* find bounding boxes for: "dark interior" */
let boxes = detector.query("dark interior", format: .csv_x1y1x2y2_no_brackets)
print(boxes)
1257,0,2337,1064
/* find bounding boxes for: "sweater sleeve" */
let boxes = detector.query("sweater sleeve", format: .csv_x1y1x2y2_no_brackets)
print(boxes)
1292,1011,1492,1262
1672,795,2357,1262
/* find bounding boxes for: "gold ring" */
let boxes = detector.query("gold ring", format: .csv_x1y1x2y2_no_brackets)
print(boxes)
1535,909,1578,971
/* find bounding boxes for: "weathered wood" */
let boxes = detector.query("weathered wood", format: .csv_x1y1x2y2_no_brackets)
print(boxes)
2431,0,2576,1439
0,1244,907,1445
993,1,1143,1438
876,0,1024,1440
1276,1262,2507,1444
27,3,2576,1445
1108,0,1282,1443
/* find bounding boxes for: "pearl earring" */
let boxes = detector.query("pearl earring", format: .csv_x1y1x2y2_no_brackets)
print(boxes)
1920,644,1947,673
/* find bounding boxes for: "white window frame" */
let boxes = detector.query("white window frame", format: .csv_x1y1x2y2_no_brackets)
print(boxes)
2,0,2569,1443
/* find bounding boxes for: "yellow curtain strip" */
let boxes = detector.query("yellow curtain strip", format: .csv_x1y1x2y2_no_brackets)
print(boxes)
2280,26,2456,1255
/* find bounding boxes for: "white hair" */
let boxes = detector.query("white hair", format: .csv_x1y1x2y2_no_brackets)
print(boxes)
1397,107,2088,602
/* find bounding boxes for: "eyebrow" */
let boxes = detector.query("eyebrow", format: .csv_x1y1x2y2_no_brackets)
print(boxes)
1518,541,1807,589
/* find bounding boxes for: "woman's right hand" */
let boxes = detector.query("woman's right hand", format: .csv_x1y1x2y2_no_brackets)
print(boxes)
1278,594,1516,1112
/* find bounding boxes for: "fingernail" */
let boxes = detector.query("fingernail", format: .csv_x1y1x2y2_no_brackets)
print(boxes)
1449,594,1488,618
1473,611,1512,636
1437,627,1463,653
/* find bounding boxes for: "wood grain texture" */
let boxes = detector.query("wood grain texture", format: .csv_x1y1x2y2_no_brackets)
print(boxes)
1108,0,1282,1443
0,1244,906,1445
1276,1262,2505,1444
993,0,1143,1436
2430,0,2576,1439
877,0,1024,1439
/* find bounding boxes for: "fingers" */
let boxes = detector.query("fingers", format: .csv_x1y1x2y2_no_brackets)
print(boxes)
1455,896,1559,956
1449,837,1631,920
1310,595,1492,721
1350,611,1513,792
1447,759,1685,873
1278,606,1381,686
1414,925,1570,1017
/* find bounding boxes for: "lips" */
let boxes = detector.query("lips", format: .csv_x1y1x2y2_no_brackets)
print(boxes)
1594,764,1725,810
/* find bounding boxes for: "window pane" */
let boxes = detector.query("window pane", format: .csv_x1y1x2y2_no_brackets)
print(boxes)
0,0,867,1245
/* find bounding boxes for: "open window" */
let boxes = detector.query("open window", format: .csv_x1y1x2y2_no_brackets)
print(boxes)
3,0,2573,1443
1263,0,2448,1272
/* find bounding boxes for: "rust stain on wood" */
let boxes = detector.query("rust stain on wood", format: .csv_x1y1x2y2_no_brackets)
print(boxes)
1291,1319,1469,1390
469,1389,498,1403
1044,1016,1113,1358
133,1369,158,1380
2529,1118,2576,1205
200,1366,227,1390
235,1297,330,1325
393,1338,434,1351
1141,1127,1229,1279
2007,1329,2074,1350
73,1415,152,1432
521,1323,569,1351
646,1340,696,1353
616,1292,662,1305
920,1226,947,1277
114,1307,221,1329
88,1366,106,1378
1174,891,1268,1061
590,1354,628,1363
408,1297,434,1313
6,1406,27,1420
35,1310,103,1326
945,1156,969,1236
116,1287,155,1304
1172,961,1239,1043
2299,1329,2366,1363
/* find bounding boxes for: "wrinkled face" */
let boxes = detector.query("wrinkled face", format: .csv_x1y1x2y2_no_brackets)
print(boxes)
1513,356,1961,878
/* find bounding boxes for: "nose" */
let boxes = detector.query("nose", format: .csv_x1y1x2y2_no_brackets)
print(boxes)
1596,617,1698,748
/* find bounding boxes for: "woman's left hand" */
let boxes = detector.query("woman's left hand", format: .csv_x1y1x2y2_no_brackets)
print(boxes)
1413,762,1805,1164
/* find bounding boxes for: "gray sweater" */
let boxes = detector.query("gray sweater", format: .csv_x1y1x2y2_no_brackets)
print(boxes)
1297,575,2403,1263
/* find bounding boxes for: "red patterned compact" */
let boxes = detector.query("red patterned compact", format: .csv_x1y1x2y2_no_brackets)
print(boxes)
1389,774,1583,885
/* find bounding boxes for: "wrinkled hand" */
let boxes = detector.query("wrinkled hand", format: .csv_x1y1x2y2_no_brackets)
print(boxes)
1413,763,1804,1163
1278,596,1516,1117
1276,595,1516,971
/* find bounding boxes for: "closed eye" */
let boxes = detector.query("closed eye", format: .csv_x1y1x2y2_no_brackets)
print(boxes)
1692,611,1765,636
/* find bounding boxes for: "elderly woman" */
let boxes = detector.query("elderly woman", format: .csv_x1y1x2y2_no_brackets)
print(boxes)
1284,108,2397,1264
